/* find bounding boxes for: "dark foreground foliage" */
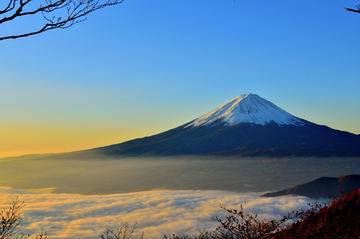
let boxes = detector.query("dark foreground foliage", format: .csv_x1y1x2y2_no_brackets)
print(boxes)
0,197,51,239
166,188,360,239
274,188,360,239
100,222,145,239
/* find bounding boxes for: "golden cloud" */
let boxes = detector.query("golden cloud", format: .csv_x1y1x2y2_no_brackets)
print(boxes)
0,187,314,239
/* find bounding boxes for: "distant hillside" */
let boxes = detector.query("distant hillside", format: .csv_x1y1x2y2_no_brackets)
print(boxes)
262,174,360,198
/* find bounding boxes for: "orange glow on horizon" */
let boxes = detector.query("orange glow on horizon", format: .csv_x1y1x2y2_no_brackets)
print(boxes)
0,125,158,159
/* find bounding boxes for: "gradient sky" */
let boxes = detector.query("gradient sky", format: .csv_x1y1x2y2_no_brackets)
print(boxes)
1,0,360,158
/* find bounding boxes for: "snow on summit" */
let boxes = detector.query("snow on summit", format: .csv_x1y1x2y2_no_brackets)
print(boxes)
187,93,306,127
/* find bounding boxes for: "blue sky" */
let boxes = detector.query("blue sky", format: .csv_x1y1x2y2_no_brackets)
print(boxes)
1,0,360,157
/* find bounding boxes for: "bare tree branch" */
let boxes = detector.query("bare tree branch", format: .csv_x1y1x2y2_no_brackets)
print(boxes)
0,0,124,40
345,8,360,13
345,4,360,13
0,197,52,239
100,222,145,239
0,196,24,238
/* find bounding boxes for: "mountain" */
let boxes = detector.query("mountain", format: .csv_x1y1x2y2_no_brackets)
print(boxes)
87,93,360,157
186,93,305,127
262,174,360,198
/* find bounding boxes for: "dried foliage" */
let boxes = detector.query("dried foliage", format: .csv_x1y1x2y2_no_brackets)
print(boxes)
213,205,287,238
166,189,360,239
0,197,51,239
0,197,24,239
275,189,360,239
100,222,145,239
0,0,124,40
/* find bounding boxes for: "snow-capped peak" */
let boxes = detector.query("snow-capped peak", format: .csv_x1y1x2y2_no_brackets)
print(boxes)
186,93,306,127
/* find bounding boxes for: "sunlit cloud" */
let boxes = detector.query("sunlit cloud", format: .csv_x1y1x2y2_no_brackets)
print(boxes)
0,187,315,239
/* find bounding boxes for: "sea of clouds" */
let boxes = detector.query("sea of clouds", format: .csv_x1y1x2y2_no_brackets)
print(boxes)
0,187,315,239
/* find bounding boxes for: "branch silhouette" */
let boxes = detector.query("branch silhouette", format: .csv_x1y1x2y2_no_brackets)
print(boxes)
0,0,124,40
345,4,360,13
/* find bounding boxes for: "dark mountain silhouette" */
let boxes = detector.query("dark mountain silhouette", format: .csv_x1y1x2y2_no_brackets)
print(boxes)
83,93,360,157
262,174,360,198
89,122,360,157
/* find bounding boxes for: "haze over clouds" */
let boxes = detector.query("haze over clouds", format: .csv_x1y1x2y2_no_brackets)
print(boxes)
0,187,315,239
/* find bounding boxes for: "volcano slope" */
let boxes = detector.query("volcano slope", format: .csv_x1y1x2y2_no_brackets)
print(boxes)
87,94,360,157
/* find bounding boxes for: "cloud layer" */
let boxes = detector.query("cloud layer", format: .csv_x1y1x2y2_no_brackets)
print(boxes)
0,187,314,239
